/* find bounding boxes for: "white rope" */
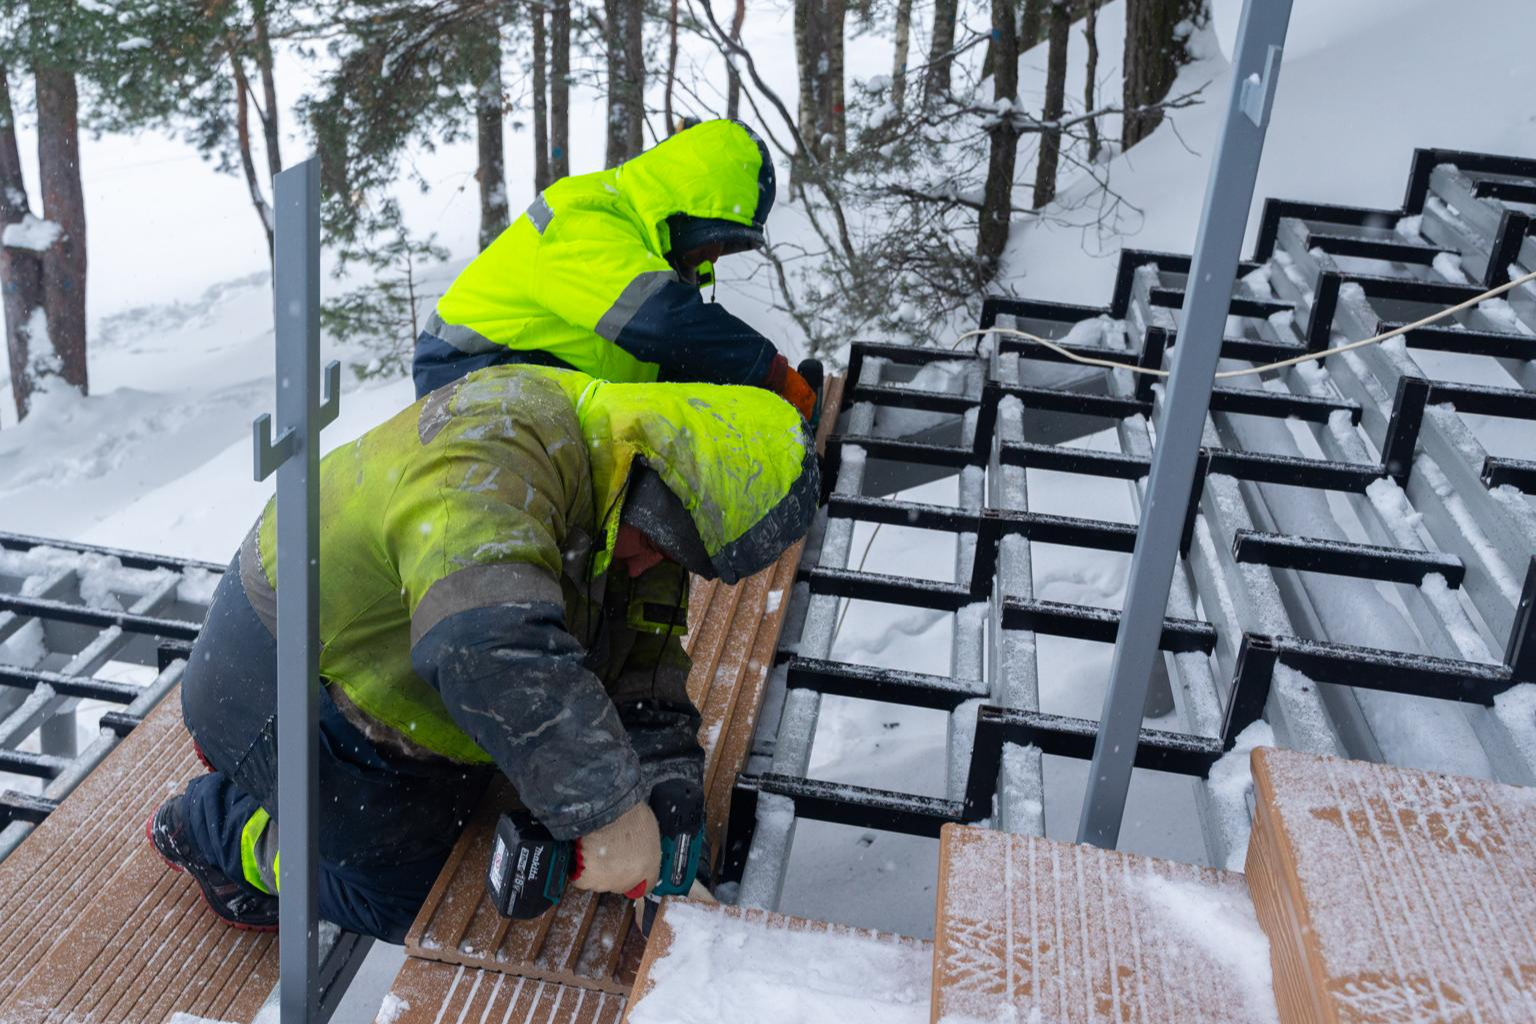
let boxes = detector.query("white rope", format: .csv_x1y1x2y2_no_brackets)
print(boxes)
951,267,1536,380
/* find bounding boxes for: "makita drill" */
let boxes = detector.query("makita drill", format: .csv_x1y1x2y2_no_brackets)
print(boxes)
485,779,705,933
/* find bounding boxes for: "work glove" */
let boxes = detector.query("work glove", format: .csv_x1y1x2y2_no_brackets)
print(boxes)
570,800,662,898
762,353,817,421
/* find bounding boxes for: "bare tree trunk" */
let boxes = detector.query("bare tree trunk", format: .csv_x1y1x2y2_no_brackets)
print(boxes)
476,29,509,249
923,0,958,102
1122,0,1205,150
0,67,45,421
604,0,645,165
33,65,87,397
890,0,912,115
252,0,282,181
1021,0,1045,48
229,52,275,260
532,5,551,190
725,0,745,119
1083,0,1101,162
794,0,846,161
975,0,1019,277
663,0,679,133
1031,0,1069,208
551,0,570,179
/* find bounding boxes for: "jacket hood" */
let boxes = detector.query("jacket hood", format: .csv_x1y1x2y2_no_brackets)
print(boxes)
531,368,816,585
613,120,776,257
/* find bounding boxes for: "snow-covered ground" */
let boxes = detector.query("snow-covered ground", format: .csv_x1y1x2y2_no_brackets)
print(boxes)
1,0,1533,1014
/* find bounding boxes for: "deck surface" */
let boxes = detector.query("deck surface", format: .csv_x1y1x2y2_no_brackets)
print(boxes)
377,959,627,1024
931,823,1276,1024
0,687,278,1024
1247,746,1536,1024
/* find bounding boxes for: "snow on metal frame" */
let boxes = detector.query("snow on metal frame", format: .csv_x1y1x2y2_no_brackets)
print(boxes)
0,534,217,860
737,148,1536,919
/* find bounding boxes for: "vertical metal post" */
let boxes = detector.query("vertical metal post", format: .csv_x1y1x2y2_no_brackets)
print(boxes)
1076,0,1292,848
252,155,340,1024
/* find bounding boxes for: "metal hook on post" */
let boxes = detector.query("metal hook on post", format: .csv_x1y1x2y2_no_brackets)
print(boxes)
248,154,334,1024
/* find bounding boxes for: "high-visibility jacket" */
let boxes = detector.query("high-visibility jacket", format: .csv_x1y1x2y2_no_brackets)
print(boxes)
413,120,780,398
237,365,817,837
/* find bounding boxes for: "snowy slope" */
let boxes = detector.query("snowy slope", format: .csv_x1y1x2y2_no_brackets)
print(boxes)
1006,0,1536,303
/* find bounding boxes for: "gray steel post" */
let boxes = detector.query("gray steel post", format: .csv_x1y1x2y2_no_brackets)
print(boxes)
1076,0,1292,848
252,155,340,1024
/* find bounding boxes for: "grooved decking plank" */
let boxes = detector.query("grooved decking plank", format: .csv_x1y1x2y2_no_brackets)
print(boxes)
621,899,931,1023
377,959,625,1024
398,378,844,995
0,687,279,1024
932,824,1277,1024
1246,746,1536,1024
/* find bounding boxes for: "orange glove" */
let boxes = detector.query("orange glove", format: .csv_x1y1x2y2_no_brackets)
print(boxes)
762,354,817,420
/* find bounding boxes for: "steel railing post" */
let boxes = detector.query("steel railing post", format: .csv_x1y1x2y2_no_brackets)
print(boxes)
253,155,340,1024
1076,0,1293,849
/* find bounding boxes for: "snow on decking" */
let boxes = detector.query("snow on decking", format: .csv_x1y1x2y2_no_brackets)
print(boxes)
933,824,1277,1024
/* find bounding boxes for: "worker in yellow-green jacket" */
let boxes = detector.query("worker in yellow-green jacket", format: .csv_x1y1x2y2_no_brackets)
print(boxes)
147,365,818,942
412,119,816,420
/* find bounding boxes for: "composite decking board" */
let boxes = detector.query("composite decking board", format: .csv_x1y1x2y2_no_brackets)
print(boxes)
397,379,845,995
621,899,931,1023
931,824,1275,1024
1246,746,1536,1024
0,688,280,1024
377,959,626,1024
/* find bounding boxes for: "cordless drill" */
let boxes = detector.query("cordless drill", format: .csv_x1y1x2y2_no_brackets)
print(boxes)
485,779,705,932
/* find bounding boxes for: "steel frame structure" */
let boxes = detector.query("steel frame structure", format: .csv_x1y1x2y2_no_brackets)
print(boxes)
727,144,1536,903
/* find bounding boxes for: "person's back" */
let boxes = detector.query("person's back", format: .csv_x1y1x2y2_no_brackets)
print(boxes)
413,120,813,418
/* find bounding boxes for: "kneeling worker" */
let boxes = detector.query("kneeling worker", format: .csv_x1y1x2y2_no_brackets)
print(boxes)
146,365,818,941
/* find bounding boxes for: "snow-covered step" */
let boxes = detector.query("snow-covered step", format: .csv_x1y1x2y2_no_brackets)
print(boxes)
1246,746,1536,1024
931,824,1278,1023
622,899,931,1024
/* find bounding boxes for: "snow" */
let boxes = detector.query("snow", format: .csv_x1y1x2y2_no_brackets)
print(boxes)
0,215,62,251
1134,873,1279,1023
627,902,931,1024
1205,720,1275,871
373,994,408,1024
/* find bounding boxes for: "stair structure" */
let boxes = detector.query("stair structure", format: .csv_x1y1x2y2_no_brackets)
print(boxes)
1247,746,1536,1024
2,145,1533,1022
729,145,1536,905
931,824,1276,1024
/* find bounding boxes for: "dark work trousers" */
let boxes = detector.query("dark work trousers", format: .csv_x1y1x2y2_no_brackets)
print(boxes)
178,559,490,943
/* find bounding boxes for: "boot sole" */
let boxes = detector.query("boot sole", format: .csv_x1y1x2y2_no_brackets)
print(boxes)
145,814,279,933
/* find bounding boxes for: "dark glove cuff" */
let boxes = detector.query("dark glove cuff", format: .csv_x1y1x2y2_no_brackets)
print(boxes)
761,352,789,393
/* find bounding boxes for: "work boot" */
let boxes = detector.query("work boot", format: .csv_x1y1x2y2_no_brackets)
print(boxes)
147,794,279,932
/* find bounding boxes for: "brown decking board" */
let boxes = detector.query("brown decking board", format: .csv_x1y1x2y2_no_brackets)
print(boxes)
378,959,626,1024
397,378,843,997
1246,746,1536,1024
621,899,931,1023
0,687,279,1024
931,823,1277,1024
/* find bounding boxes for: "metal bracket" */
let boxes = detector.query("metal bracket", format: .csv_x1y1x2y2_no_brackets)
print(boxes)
253,414,296,482
1239,44,1283,128
253,361,340,482
319,360,342,430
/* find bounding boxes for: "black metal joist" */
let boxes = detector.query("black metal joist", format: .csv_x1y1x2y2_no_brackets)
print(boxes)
732,147,1536,886
1233,529,1466,588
